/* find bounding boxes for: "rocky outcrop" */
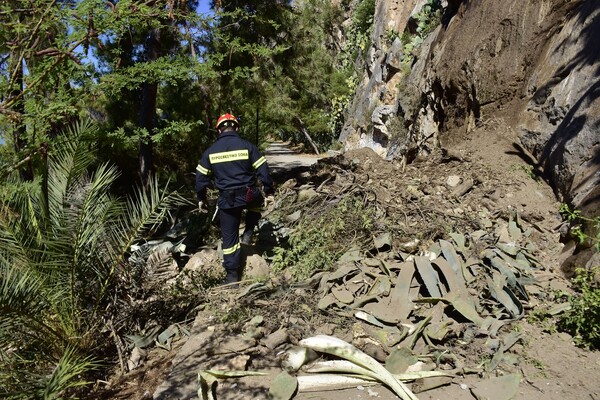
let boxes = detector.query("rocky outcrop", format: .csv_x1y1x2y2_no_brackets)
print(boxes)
340,0,599,217
518,1,600,216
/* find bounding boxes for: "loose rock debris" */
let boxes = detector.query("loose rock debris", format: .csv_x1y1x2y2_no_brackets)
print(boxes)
144,147,571,399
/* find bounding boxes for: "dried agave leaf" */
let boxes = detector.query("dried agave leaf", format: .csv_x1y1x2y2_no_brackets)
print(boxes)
332,285,355,304
375,326,407,347
320,263,359,287
416,294,484,326
448,295,484,326
355,310,385,328
496,242,519,256
424,320,453,341
269,371,298,400
299,335,419,400
487,333,523,372
493,248,532,273
439,240,471,283
448,233,467,254
520,249,543,268
156,324,179,350
547,302,572,315
415,256,444,298
508,220,522,242
297,374,376,392
352,293,380,308
486,275,523,318
318,294,339,311
427,241,441,258
432,257,469,296
386,347,418,374
338,247,363,263
485,255,518,287
412,376,454,393
374,232,392,250
368,275,392,296
393,261,416,321
126,325,163,349
408,316,432,349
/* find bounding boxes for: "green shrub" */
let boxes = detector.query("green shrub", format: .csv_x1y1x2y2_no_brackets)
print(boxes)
558,268,600,349
352,0,376,35
559,204,600,251
272,195,375,280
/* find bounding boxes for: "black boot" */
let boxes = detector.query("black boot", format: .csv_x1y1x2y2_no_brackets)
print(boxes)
224,270,239,284
241,228,254,245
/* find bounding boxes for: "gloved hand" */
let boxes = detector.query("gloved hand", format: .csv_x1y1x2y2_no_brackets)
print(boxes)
198,201,208,214
264,195,275,209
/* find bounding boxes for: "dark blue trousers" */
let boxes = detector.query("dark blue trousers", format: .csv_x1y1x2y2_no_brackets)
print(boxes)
219,206,261,275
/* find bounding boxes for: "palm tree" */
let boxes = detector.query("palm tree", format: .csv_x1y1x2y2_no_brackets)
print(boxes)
0,120,189,398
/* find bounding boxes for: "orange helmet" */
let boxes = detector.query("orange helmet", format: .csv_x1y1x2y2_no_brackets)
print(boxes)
216,113,239,129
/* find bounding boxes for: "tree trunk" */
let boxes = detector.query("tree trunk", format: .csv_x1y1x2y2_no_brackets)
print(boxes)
296,117,320,155
138,28,161,187
10,56,33,181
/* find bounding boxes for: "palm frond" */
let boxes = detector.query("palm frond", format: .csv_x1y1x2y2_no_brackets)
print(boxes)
0,345,100,400
40,346,101,400
114,176,191,260
0,263,64,352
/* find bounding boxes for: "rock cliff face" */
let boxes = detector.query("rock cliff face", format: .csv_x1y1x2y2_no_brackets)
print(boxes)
340,0,599,217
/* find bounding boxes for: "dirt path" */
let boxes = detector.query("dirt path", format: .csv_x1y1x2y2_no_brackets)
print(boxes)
264,141,328,178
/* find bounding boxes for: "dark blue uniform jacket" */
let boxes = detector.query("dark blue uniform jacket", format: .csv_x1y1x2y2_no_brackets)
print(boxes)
195,130,274,209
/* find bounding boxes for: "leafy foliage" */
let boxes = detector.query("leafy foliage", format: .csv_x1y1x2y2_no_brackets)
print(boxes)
272,195,375,280
0,121,189,397
558,268,600,350
400,0,443,64
559,204,600,251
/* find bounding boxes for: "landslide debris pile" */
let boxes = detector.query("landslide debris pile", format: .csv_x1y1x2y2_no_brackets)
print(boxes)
148,147,567,400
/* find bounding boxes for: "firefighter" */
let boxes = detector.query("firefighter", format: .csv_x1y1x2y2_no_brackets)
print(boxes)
195,113,275,284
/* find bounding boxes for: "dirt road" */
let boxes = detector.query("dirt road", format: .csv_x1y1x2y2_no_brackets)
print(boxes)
263,141,329,178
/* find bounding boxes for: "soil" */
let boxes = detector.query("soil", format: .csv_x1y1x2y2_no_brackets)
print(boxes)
87,120,600,400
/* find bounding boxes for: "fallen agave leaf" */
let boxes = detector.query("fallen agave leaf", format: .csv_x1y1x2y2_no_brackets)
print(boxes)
547,302,572,315
486,275,523,318
126,325,163,349
415,256,443,297
332,285,355,304
156,324,179,350
415,294,484,326
374,232,392,250
355,310,385,328
299,335,419,400
432,258,469,297
281,346,318,372
306,360,452,381
269,371,298,400
297,374,376,392
197,370,269,400
386,347,418,374
487,332,522,372
439,240,470,282
508,220,522,242
496,242,520,256
317,294,338,310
